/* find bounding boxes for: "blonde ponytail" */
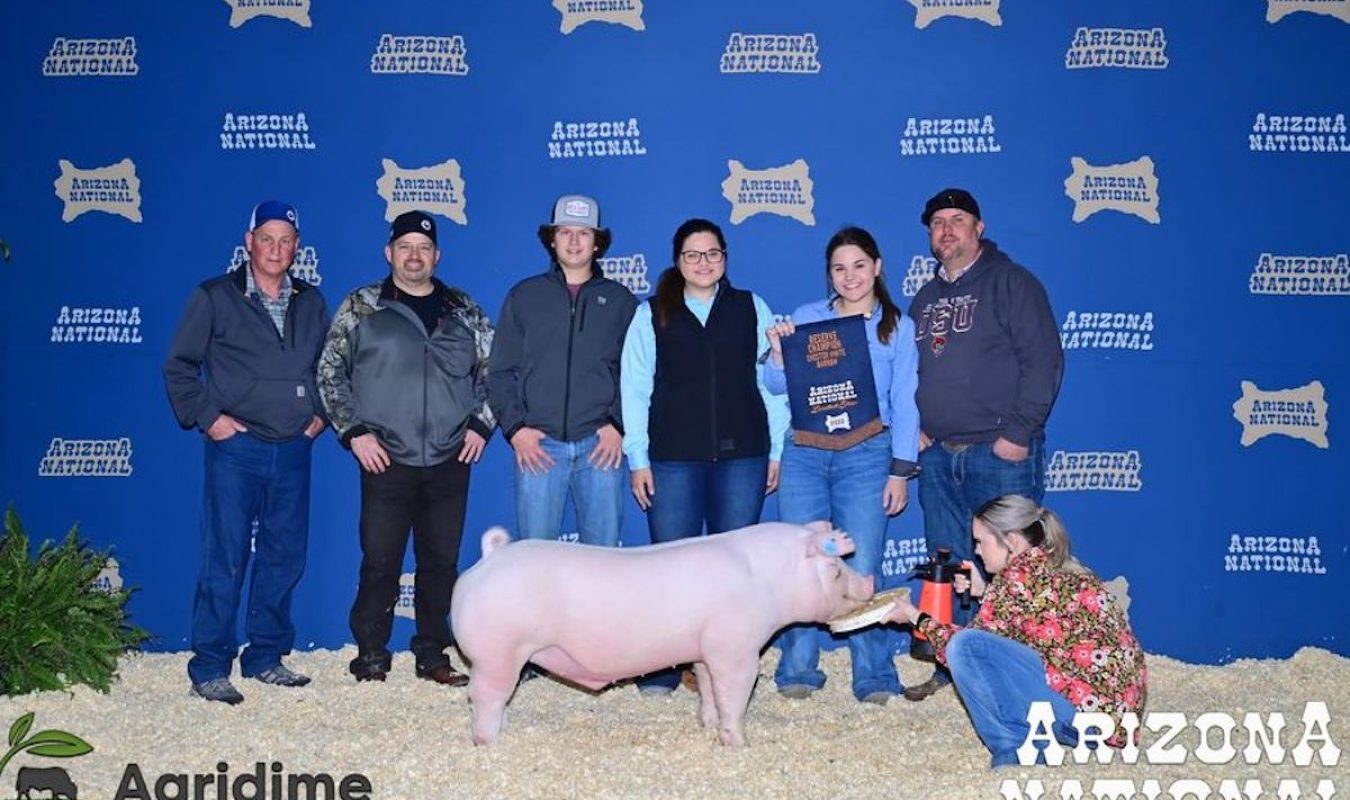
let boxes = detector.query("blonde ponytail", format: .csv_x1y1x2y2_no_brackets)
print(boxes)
974,495,1089,574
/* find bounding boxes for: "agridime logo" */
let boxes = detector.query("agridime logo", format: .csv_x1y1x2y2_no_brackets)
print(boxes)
43,37,139,77
1266,0,1350,23
721,159,815,226
554,0,644,34
376,159,467,225
1065,27,1168,70
908,0,1001,29
54,159,142,223
224,0,312,28
719,33,821,74
1064,156,1160,224
1233,380,1329,449
0,714,93,800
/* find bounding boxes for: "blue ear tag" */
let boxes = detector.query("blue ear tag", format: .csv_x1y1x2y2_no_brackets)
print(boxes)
823,540,839,556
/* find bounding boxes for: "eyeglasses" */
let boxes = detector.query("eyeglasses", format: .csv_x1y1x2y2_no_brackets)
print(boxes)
680,248,725,265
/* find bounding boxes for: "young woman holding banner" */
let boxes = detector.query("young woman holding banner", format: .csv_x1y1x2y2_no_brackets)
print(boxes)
764,225,921,705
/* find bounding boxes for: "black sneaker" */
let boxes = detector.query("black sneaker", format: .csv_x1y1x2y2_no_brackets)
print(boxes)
191,677,245,705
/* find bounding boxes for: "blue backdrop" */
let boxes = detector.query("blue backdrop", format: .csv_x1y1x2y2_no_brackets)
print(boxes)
2,0,1346,665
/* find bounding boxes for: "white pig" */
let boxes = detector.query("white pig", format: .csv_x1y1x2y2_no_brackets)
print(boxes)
450,520,874,746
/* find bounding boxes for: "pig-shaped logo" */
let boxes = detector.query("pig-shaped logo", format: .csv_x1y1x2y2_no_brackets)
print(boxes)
450,521,873,747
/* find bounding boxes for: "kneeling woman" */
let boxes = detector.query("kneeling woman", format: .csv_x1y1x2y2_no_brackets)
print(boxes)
884,495,1147,767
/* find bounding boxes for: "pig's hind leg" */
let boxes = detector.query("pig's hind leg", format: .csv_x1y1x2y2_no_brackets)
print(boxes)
703,652,760,746
464,644,532,745
692,662,720,731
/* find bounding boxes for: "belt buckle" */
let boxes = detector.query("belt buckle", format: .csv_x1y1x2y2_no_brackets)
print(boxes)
941,441,971,454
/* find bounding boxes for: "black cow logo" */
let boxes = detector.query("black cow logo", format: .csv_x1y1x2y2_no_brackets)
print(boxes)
16,766,78,800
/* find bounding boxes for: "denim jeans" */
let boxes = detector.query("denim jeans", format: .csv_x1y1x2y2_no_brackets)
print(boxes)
189,432,313,684
350,458,470,677
917,437,1044,684
774,434,902,700
514,433,624,546
946,629,1079,768
637,455,768,690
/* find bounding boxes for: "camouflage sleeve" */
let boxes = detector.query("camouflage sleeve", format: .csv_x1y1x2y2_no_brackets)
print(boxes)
317,290,369,443
459,294,497,440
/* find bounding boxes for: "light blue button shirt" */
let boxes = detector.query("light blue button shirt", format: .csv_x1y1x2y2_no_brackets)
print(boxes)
620,289,790,470
763,298,920,464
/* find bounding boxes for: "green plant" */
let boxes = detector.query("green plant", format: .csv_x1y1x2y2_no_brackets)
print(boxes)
0,510,148,696
0,713,93,779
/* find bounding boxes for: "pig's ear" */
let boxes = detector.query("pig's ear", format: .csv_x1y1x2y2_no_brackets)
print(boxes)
804,520,833,535
806,527,852,559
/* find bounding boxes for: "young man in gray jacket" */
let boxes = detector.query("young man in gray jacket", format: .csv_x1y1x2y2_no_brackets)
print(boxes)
318,210,494,685
488,195,638,546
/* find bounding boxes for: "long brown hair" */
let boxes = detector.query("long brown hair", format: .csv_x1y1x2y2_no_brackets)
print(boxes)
825,226,901,344
654,218,727,328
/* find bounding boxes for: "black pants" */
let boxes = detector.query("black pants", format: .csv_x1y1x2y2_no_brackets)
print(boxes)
349,458,470,676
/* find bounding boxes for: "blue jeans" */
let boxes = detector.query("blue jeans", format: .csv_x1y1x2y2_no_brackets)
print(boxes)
515,433,624,546
917,437,1044,684
637,455,768,690
946,629,1079,768
189,432,313,684
774,434,901,700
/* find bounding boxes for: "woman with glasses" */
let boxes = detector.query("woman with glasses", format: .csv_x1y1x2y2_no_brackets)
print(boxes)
620,217,789,695
762,225,920,705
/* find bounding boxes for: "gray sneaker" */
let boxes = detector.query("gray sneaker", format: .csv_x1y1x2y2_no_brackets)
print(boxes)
252,664,311,687
191,677,245,705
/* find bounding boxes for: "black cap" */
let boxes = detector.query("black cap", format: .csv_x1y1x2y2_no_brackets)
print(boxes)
389,210,437,245
921,188,981,226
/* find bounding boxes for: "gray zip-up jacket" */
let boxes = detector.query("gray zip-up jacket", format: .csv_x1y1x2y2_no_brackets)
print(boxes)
164,266,328,442
318,277,495,467
488,266,638,443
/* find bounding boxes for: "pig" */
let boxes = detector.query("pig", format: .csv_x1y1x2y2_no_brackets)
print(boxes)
450,520,874,746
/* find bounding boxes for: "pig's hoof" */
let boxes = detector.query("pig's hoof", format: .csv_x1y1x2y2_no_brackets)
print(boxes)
777,684,815,700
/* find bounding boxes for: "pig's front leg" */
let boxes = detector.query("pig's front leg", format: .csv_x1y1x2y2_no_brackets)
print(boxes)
705,652,760,746
692,662,719,731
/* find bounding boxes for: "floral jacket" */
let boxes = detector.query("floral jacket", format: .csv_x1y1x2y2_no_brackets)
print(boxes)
919,547,1148,746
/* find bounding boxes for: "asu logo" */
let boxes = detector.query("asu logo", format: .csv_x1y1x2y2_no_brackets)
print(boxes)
908,0,1001,29
376,158,467,225
223,0,312,28
721,159,815,226
1233,380,1329,449
553,0,645,34
53,159,142,223
1064,156,1160,224
1266,0,1350,24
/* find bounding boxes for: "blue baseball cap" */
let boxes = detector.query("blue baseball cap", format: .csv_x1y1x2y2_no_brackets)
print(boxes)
249,200,299,232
